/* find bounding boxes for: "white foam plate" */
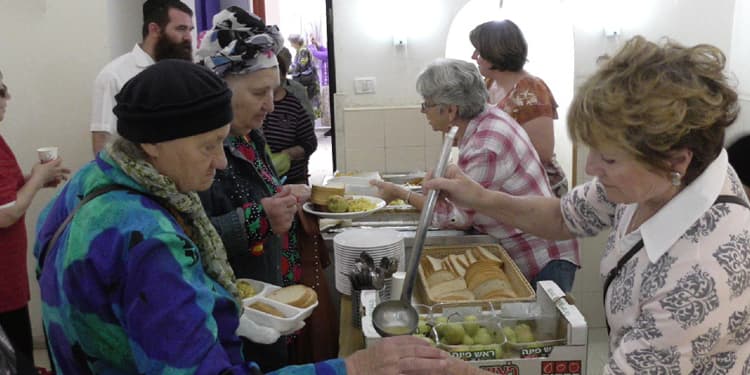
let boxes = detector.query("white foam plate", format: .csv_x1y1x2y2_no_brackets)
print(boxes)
333,228,402,248
302,195,385,219
240,279,319,333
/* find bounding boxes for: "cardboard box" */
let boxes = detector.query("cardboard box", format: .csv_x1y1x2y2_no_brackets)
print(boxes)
362,281,588,375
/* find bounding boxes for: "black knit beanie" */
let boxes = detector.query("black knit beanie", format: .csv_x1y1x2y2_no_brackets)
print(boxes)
114,59,233,144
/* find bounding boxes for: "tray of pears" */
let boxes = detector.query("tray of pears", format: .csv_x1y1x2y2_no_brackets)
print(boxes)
408,303,507,361
408,303,565,361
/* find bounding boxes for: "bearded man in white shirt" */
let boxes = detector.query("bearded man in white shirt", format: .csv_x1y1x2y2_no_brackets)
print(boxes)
90,0,194,155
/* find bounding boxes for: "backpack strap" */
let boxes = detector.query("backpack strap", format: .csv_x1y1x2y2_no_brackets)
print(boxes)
36,184,142,279
603,194,749,334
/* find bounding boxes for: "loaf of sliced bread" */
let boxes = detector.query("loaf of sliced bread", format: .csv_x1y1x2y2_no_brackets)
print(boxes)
248,301,286,318
267,285,318,308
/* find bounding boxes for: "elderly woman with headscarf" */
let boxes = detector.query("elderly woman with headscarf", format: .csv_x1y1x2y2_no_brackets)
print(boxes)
371,58,580,292
196,8,334,370
34,59,452,375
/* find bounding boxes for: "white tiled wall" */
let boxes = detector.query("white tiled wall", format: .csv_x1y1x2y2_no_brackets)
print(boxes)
337,106,444,173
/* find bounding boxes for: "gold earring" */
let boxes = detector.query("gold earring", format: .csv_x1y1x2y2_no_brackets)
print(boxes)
671,171,682,186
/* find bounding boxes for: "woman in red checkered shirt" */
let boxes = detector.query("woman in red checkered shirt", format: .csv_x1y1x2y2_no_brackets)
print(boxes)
371,59,580,292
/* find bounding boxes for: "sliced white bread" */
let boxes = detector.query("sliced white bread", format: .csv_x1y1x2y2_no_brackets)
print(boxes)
448,254,467,277
267,285,318,308
426,255,443,272
476,246,503,265
456,253,470,269
434,288,475,301
465,249,477,264
427,270,457,288
248,301,287,318
429,278,468,298
464,261,504,289
471,278,517,299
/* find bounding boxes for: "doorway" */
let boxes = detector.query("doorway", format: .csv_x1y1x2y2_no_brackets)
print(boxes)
194,0,337,182
266,0,336,182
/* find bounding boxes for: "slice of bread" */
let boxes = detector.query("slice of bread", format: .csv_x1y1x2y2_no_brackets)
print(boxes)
471,278,517,299
426,255,443,272
434,288,475,301
248,301,286,318
476,246,503,265
429,278,468,298
267,285,318,308
464,261,503,289
448,254,467,277
427,270,457,288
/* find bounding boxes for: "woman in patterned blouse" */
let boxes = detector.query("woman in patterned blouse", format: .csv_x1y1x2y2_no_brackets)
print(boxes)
470,20,568,197
426,36,750,374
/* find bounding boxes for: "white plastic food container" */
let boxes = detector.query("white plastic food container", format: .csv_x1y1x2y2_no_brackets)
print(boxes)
240,279,319,333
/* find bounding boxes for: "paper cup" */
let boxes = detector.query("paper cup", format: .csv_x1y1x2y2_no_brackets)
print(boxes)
37,147,58,163
389,271,406,301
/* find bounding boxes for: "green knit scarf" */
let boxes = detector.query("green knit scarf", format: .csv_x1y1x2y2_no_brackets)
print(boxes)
106,143,240,302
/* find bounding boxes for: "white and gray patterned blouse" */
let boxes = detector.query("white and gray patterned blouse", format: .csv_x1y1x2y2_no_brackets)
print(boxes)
561,150,750,374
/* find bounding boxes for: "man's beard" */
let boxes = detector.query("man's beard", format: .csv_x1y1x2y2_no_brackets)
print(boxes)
154,36,193,61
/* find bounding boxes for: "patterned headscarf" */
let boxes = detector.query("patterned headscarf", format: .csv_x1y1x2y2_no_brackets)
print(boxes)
197,6,283,77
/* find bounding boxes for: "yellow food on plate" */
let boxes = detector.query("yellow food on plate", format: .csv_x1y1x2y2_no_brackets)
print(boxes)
324,195,377,213
237,281,256,299
389,199,406,206
347,197,376,212
327,195,349,213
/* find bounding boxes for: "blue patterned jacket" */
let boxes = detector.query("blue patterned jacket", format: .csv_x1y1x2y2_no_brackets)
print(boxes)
33,152,345,375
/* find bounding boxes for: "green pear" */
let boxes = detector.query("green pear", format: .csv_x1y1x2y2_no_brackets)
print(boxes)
495,346,504,358
514,323,535,343
473,330,493,345
462,334,474,345
443,323,465,345
502,326,517,343
475,327,490,338
417,319,431,335
434,316,449,336
462,315,480,337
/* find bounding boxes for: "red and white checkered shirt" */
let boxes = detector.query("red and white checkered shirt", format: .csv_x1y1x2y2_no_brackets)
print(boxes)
433,107,580,280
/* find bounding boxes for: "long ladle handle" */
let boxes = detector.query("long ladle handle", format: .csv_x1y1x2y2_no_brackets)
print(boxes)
400,126,458,302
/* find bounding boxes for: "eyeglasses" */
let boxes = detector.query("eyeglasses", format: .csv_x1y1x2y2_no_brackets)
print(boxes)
0,84,8,99
421,102,439,111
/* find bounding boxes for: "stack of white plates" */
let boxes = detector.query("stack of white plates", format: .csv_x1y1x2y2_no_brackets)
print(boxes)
334,228,404,295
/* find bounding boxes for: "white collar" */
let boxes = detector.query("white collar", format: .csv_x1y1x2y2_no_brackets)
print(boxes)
132,43,155,68
639,149,728,262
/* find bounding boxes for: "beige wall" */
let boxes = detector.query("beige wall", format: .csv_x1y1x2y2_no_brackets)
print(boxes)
0,0,111,346
0,0,747,348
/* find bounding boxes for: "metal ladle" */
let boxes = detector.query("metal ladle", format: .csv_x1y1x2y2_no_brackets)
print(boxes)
371,126,458,337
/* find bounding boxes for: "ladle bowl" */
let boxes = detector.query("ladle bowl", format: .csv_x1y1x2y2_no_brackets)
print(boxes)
371,299,418,337
370,126,458,338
